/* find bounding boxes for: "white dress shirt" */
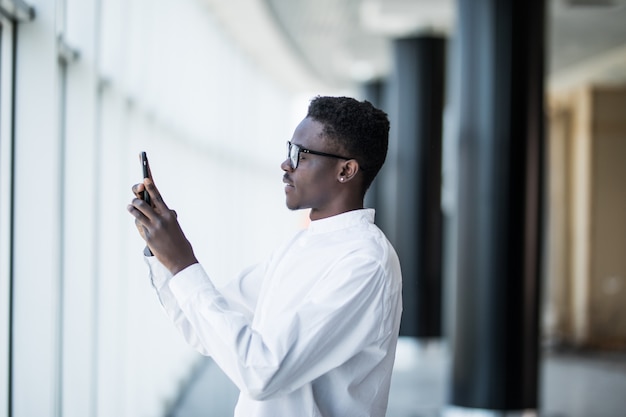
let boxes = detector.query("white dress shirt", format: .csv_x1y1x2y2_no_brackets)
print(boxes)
146,209,403,417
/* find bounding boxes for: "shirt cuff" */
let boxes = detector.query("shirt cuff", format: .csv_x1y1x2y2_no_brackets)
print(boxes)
145,255,173,290
169,263,217,305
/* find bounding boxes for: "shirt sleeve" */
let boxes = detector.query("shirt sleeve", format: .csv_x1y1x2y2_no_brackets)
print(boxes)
168,254,392,401
145,256,266,356
144,256,210,355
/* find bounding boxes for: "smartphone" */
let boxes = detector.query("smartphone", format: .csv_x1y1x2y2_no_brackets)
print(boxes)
140,151,151,205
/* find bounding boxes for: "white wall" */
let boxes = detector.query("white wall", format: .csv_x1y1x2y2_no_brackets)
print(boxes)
2,0,311,416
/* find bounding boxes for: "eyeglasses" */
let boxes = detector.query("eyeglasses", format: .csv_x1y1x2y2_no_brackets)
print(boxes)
286,141,351,170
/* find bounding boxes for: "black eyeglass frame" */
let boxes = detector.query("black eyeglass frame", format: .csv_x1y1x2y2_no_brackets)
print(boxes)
286,141,352,170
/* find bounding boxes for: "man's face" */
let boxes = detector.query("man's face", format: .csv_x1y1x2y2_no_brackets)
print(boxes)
281,117,343,219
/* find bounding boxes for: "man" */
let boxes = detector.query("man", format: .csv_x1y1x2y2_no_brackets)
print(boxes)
127,96,403,417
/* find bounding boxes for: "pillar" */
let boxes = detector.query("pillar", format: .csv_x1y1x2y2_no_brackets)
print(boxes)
449,0,545,412
387,35,445,338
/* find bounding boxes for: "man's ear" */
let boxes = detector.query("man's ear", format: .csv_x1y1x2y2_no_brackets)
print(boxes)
337,159,360,183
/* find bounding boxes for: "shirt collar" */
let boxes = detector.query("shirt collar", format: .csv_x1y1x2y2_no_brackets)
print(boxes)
307,209,375,234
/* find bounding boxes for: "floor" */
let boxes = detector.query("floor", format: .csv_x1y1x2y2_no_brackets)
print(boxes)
167,337,626,417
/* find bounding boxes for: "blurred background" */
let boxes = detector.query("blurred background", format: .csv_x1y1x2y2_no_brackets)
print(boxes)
0,0,625,416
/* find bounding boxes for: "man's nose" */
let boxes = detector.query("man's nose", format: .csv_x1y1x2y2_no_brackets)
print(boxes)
281,158,293,172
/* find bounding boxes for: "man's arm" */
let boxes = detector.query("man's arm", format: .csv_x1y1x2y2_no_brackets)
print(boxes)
146,253,265,355
168,255,398,401
128,178,264,354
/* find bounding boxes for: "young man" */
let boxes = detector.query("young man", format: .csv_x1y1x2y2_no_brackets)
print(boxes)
127,96,403,417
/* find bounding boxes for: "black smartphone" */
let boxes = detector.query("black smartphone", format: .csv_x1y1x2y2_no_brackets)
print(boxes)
140,151,151,205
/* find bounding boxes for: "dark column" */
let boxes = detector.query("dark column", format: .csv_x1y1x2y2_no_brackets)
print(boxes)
362,79,387,212
387,36,445,338
450,0,545,411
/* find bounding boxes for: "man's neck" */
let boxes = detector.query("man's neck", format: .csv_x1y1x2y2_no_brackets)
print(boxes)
309,202,364,221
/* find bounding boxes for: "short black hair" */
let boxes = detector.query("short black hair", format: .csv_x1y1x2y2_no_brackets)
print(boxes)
306,96,390,192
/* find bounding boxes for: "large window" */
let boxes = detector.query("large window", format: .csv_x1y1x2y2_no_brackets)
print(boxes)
1,3,36,416
2,1,304,416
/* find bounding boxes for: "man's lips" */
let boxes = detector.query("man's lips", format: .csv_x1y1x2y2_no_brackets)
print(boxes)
283,175,294,192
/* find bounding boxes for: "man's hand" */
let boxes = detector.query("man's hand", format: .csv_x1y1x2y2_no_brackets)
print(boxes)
127,178,198,275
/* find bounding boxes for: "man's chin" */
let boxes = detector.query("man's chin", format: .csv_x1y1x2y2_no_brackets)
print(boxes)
285,201,299,211
285,198,304,211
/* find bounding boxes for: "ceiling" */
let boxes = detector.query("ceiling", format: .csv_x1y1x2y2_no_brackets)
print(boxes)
205,0,626,93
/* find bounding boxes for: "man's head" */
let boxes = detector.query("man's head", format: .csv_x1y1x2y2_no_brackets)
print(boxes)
281,96,390,220
305,96,390,192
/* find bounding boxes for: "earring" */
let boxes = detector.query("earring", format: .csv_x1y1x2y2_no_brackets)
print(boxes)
340,177,345,182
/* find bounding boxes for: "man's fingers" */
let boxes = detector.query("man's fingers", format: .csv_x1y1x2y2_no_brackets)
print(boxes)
132,183,145,199
127,200,150,223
